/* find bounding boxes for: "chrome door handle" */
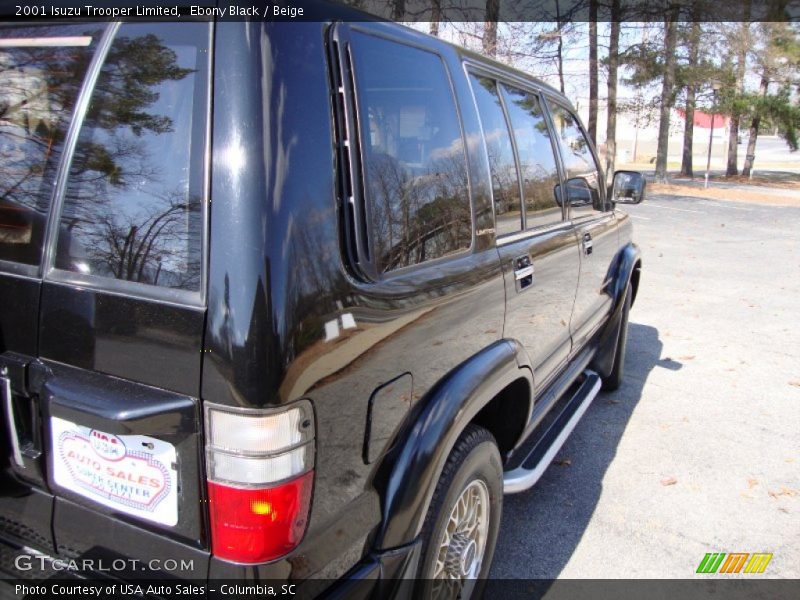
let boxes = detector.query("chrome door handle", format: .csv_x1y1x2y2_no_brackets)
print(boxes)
1,369,24,468
514,265,534,281
513,255,534,291
582,232,593,255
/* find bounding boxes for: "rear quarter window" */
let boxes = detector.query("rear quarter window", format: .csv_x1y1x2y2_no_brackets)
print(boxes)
349,32,472,274
54,23,209,294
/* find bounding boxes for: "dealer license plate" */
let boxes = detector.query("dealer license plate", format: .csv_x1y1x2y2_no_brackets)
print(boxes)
51,416,178,526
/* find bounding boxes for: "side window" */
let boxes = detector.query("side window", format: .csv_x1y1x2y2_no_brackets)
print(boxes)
500,85,563,230
468,74,521,237
54,23,209,293
0,26,101,268
548,102,606,219
350,32,471,274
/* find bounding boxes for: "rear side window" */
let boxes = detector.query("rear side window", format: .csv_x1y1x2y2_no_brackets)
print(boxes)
0,26,101,268
350,32,471,274
499,85,562,230
468,74,521,237
54,23,208,293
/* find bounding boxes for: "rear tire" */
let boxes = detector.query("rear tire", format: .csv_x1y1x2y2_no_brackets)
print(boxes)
602,282,632,391
417,424,503,599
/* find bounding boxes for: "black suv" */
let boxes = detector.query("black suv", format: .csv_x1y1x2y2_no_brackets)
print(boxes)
0,8,643,596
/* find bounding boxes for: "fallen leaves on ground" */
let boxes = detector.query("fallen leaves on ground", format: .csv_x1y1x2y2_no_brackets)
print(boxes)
661,476,678,486
555,458,572,467
677,355,696,361
789,380,800,388
768,486,798,499
747,478,759,489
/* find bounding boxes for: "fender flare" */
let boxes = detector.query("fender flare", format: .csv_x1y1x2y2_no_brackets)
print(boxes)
609,242,641,309
372,339,533,551
591,242,641,377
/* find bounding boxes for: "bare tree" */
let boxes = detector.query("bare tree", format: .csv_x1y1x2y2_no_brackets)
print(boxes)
655,9,679,182
392,0,405,20
679,21,702,177
605,0,622,178
588,0,599,143
429,0,442,36
726,3,752,176
483,0,500,58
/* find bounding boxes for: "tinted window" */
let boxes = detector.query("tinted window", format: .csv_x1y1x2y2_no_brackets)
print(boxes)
55,23,208,292
549,102,606,218
0,26,101,267
500,86,563,230
351,32,471,273
468,74,521,237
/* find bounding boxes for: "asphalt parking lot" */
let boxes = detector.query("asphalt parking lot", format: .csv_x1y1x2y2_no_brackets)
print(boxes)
491,192,800,579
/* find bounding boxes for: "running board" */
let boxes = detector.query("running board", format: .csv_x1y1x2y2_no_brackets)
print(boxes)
503,371,602,494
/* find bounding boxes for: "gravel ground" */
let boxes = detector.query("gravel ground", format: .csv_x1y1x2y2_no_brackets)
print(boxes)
491,192,800,579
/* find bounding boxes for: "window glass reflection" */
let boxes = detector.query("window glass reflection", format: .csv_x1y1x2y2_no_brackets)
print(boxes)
468,74,521,237
352,32,471,273
549,102,605,218
56,23,208,291
500,85,563,230
0,26,100,266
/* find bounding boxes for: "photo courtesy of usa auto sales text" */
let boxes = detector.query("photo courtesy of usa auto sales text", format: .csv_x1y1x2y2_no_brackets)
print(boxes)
15,584,298,596
15,584,205,597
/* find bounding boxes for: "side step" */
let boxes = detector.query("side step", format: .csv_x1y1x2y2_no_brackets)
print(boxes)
503,370,602,494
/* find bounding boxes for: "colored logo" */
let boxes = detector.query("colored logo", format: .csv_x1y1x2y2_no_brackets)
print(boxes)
89,429,126,461
696,552,773,574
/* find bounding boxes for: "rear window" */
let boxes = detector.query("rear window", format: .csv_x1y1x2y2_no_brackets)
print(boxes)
54,23,208,293
0,26,101,268
350,32,471,274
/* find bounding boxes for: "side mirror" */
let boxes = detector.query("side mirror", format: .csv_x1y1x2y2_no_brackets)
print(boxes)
610,170,646,205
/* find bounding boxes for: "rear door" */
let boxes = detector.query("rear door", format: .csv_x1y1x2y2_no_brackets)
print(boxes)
31,22,211,575
0,23,104,557
546,100,618,350
467,73,579,388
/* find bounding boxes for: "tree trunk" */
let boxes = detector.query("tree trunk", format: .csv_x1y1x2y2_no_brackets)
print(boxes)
483,0,500,58
556,0,565,94
742,74,769,177
588,0,598,144
605,0,621,179
680,22,701,177
727,13,751,176
655,15,679,182
392,0,405,20
429,0,441,37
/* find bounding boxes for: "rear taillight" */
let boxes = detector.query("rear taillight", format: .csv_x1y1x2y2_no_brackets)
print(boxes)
204,401,314,563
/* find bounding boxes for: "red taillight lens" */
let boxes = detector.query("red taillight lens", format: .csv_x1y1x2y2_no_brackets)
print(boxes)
204,401,315,563
208,471,314,563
